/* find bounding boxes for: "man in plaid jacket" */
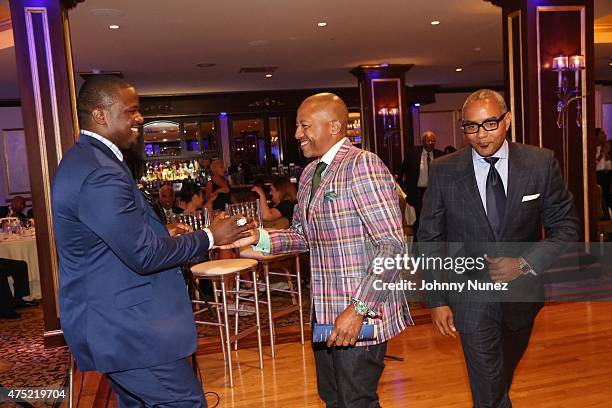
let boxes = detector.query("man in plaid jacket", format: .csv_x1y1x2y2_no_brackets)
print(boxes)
230,93,412,407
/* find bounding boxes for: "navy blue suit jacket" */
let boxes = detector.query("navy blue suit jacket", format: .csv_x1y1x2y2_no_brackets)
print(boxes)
52,134,210,373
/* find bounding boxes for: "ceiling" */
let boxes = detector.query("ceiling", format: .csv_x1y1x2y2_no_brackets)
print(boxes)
0,0,611,100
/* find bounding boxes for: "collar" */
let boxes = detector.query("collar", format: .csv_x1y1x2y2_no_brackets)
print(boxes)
472,139,509,164
319,137,347,166
81,129,124,162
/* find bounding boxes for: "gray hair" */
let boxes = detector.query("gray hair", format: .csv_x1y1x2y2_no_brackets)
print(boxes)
461,89,507,118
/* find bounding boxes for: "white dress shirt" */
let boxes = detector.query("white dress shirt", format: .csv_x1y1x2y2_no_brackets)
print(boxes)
417,148,432,188
81,129,124,162
318,137,347,177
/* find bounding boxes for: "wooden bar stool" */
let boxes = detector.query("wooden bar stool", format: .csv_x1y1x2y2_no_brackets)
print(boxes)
191,258,263,387
239,247,305,358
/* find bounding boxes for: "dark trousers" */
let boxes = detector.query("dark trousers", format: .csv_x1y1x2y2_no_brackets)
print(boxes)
312,341,387,408
459,306,535,408
107,358,207,408
0,258,30,313
411,187,427,235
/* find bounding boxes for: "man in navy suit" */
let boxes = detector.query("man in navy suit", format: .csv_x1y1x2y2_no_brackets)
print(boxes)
52,75,252,407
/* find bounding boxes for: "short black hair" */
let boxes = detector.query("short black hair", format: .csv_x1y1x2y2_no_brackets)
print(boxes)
179,183,201,203
77,75,133,128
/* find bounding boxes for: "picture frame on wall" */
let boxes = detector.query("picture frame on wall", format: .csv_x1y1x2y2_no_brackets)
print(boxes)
2,128,31,195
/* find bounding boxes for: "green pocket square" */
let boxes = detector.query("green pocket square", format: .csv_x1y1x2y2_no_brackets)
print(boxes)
324,192,337,201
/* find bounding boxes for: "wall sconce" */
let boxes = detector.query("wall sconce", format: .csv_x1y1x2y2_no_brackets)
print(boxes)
378,107,399,129
552,54,586,128
552,54,586,181
377,107,401,169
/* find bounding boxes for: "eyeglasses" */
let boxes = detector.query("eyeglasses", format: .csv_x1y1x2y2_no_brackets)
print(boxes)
461,112,508,134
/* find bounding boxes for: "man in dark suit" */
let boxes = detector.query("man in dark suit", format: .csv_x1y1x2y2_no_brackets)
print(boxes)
52,75,252,407
157,184,184,224
0,196,28,222
418,89,579,407
399,131,442,232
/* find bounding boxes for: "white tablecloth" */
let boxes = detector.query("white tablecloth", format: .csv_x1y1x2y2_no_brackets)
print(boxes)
0,233,41,299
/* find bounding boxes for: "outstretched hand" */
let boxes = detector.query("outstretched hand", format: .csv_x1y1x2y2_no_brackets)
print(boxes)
218,228,260,249
208,214,255,246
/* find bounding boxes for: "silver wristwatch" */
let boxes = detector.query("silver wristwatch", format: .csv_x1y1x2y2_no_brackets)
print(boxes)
518,257,536,277
350,298,377,318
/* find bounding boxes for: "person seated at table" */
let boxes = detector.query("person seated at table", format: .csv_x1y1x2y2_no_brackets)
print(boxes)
205,158,232,211
0,258,37,319
177,183,204,214
251,176,297,229
157,184,184,224
0,196,28,222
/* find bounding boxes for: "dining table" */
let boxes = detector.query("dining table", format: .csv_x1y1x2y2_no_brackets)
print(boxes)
0,230,41,299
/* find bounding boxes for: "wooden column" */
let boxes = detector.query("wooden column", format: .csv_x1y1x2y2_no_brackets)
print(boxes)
489,0,596,241
351,64,413,174
10,0,82,347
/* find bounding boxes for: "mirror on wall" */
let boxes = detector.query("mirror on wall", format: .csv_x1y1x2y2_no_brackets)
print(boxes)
143,120,181,157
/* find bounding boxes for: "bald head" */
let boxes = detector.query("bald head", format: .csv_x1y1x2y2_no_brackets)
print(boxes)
301,93,349,125
295,93,349,158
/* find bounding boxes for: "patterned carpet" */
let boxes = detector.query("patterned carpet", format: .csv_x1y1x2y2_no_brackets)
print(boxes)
0,305,70,407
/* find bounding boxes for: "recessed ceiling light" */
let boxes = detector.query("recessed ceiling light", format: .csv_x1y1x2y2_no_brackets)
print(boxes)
414,103,421,107
196,63,216,68
455,67,463,72
317,22,327,27
265,74,273,78
109,24,120,30
430,20,440,25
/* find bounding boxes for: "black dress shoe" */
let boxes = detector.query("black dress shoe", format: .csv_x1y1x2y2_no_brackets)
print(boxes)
14,299,39,308
0,310,20,319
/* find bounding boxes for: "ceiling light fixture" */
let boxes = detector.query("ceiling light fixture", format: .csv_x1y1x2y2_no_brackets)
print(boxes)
430,20,440,25
455,67,463,72
109,24,120,30
317,22,327,27
265,74,273,78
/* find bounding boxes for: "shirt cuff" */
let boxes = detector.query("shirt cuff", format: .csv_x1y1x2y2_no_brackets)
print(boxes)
252,228,271,255
203,228,214,249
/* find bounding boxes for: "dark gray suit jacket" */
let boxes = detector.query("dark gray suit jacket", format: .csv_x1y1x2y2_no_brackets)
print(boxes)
417,142,579,332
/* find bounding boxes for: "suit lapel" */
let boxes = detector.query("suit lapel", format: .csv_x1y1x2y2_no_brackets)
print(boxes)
457,147,496,240
307,140,352,225
79,134,165,227
500,143,530,239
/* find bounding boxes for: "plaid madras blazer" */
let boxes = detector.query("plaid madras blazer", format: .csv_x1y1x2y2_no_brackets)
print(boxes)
268,140,413,345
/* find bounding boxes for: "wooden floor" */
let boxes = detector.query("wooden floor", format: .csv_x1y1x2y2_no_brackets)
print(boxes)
193,302,612,408
72,302,612,407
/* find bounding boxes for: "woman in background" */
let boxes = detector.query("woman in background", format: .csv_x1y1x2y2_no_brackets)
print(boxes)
178,183,203,214
205,159,232,211
251,176,297,228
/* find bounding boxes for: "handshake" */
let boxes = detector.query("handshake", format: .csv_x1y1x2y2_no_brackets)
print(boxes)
169,213,260,249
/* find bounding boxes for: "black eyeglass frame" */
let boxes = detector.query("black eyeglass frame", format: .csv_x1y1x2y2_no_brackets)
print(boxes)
461,111,509,134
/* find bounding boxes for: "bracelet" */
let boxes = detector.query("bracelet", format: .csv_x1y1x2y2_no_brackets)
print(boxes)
350,298,377,318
